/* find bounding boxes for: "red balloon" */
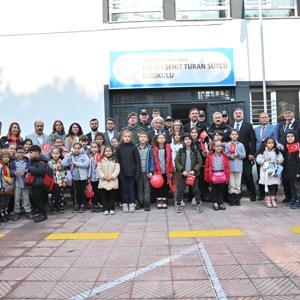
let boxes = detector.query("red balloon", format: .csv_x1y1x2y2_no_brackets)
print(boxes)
150,174,164,189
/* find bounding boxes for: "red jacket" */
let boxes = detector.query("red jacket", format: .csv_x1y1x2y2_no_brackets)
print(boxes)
152,144,174,187
204,152,230,184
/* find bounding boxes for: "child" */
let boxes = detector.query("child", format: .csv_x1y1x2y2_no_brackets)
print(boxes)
115,130,141,213
137,131,154,211
23,139,33,158
283,130,300,209
152,133,174,209
79,135,90,155
7,142,17,159
97,146,120,215
204,140,230,210
62,142,90,212
170,132,183,205
53,137,68,156
225,129,246,206
111,137,119,151
175,134,203,213
89,142,102,212
49,147,66,213
12,146,32,221
27,145,49,222
257,137,284,208
0,150,14,222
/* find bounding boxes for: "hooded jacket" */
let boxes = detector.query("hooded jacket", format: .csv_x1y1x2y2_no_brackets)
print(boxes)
28,155,48,187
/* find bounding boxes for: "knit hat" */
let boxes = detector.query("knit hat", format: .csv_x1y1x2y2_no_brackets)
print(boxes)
127,112,138,120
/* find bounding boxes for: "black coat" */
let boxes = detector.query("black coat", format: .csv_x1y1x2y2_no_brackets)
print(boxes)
184,122,207,133
28,155,48,187
283,148,300,180
278,120,300,146
207,123,231,142
115,142,141,179
235,122,256,156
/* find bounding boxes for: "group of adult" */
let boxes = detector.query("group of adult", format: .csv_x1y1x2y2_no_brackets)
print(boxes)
1,104,299,201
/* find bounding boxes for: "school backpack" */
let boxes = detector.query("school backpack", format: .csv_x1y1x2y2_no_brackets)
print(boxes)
43,164,54,192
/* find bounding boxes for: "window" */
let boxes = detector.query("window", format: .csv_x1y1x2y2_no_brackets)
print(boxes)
245,0,297,18
109,0,164,22
176,0,231,20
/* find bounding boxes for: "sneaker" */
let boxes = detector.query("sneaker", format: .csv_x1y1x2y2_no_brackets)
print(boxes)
180,200,185,207
144,204,150,211
58,206,64,213
290,201,300,209
34,214,48,223
156,198,162,209
25,212,34,220
191,197,197,206
104,210,109,215
135,204,142,210
196,204,203,213
78,205,85,213
176,205,182,213
50,208,56,214
287,200,297,207
129,203,135,213
109,210,115,215
72,206,78,213
212,203,219,211
123,203,129,213
13,213,20,221
91,204,99,213
219,203,226,210
162,199,168,209
271,201,278,208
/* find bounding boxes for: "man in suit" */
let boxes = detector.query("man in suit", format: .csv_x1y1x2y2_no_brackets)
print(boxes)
25,120,49,147
148,116,171,143
233,108,257,201
184,108,207,133
278,105,300,146
86,118,99,144
254,112,277,200
104,118,120,145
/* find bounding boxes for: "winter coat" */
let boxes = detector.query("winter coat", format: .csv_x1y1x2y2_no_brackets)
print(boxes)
225,142,246,173
175,147,202,176
0,162,14,192
115,142,141,179
152,143,174,187
28,155,48,187
204,152,230,184
283,145,300,180
12,158,29,189
97,157,120,190
170,143,183,169
62,153,90,181
137,144,155,174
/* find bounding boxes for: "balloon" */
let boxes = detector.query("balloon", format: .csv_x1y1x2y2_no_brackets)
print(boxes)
150,174,164,189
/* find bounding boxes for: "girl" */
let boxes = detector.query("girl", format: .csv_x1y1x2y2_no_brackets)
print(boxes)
170,131,183,205
171,119,184,137
7,142,17,159
48,120,66,145
89,142,102,212
23,139,33,158
111,137,119,151
115,130,141,213
97,146,120,215
1,122,23,146
152,133,174,209
205,140,230,211
256,137,284,208
64,123,83,151
225,129,246,206
95,132,105,155
62,142,90,212
283,130,300,209
0,150,14,222
49,147,66,213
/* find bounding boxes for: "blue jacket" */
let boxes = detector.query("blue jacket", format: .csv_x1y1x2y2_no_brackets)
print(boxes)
62,153,90,181
137,144,155,174
254,124,278,153
225,142,246,173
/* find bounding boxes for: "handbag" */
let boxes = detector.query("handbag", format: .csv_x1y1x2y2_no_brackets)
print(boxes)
212,171,226,184
185,175,195,186
86,182,94,198
66,170,73,186
24,173,35,185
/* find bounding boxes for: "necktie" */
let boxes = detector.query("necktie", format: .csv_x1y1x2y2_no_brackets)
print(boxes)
285,122,291,132
261,126,266,140
236,123,240,131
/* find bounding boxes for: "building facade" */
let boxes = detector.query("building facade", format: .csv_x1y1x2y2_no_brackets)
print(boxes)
0,0,300,133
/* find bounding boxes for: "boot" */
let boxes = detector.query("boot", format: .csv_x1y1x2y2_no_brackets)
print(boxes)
0,209,8,222
236,194,241,206
228,194,235,206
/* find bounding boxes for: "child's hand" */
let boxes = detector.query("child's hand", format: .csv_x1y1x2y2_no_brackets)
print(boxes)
275,160,279,164
147,173,153,178
297,174,300,178
72,160,77,166
183,171,188,176
189,171,194,175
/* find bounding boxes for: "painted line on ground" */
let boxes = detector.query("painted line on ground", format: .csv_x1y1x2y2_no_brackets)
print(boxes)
289,226,300,234
72,242,224,300
45,232,120,240
169,229,245,238
198,242,227,300
0,233,5,239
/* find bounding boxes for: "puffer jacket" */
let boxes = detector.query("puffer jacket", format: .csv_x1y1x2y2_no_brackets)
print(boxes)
28,155,48,187
175,147,202,175
97,157,120,190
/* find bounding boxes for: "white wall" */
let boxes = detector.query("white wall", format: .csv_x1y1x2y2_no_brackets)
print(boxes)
0,0,299,135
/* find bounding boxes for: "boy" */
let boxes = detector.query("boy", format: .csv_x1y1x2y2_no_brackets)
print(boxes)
28,145,49,222
79,135,90,155
12,146,33,221
137,131,154,211
175,134,203,213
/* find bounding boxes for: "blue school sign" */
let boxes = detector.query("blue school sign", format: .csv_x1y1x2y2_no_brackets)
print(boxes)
109,48,235,89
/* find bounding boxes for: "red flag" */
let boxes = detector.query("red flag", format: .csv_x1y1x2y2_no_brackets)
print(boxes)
287,143,299,153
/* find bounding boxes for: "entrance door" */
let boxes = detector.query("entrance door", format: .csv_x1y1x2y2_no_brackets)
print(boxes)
172,104,207,125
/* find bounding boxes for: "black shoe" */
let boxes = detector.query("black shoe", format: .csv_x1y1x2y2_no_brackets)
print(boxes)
228,194,234,206
212,203,219,211
34,214,47,223
78,205,86,213
250,195,256,202
25,212,34,219
144,204,150,211
282,198,290,203
13,213,20,221
135,204,142,210
219,203,226,210
51,208,57,214
257,195,265,201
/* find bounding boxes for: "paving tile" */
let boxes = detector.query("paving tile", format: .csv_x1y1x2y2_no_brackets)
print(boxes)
104,256,139,268
214,265,248,279
0,248,27,257
26,268,68,281
171,254,203,267
252,278,300,296
0,281,17,298
277,262,300,277
40,256,76,268
173,280,215,298
98,267,136,281
206,253,238,265
89,281,133,299
0,257,16,267
140,246,169,256
172,266,208,280
7,281,56,298
51,247,83,257
135,266,172,281
220,279,259,297
62,267,101,281
10,256,46,268
138,255,170,267
24,247,55,257
0,267,34,281
234,253,271,265
291,277,300,289
131,281,173,298
242,264,285,278
73,256,107,268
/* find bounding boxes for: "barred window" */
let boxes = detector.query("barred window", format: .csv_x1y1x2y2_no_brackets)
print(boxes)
176,0,231,20
109,0,164,22
245,0,297,18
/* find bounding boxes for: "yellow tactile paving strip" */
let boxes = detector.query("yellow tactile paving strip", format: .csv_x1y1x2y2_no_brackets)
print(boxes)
169,229,245,238
0,233,5,239
45,232,120,240
289,226,300,234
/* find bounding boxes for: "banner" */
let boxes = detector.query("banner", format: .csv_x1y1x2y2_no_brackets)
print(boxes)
110,48,235,89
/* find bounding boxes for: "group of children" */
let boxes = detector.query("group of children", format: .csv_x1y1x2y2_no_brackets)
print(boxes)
0,123,300,223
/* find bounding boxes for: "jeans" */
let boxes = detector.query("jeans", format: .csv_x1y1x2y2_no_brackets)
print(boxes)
137,172,151,205
229,172,242,194
176,175,201,205
121,176,135,204
73,180,87,207
14,187,31,213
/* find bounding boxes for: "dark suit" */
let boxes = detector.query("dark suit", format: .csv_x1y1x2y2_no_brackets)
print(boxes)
278,120,300,146
148,129,171,144
184,122,207,133
234,121,256,199
86,131,99,144
104,130,120,145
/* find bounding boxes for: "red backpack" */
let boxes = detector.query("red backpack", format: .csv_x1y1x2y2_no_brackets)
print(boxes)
43,164,54,192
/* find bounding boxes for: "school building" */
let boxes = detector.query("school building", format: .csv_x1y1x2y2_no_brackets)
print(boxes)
0,0,300,133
